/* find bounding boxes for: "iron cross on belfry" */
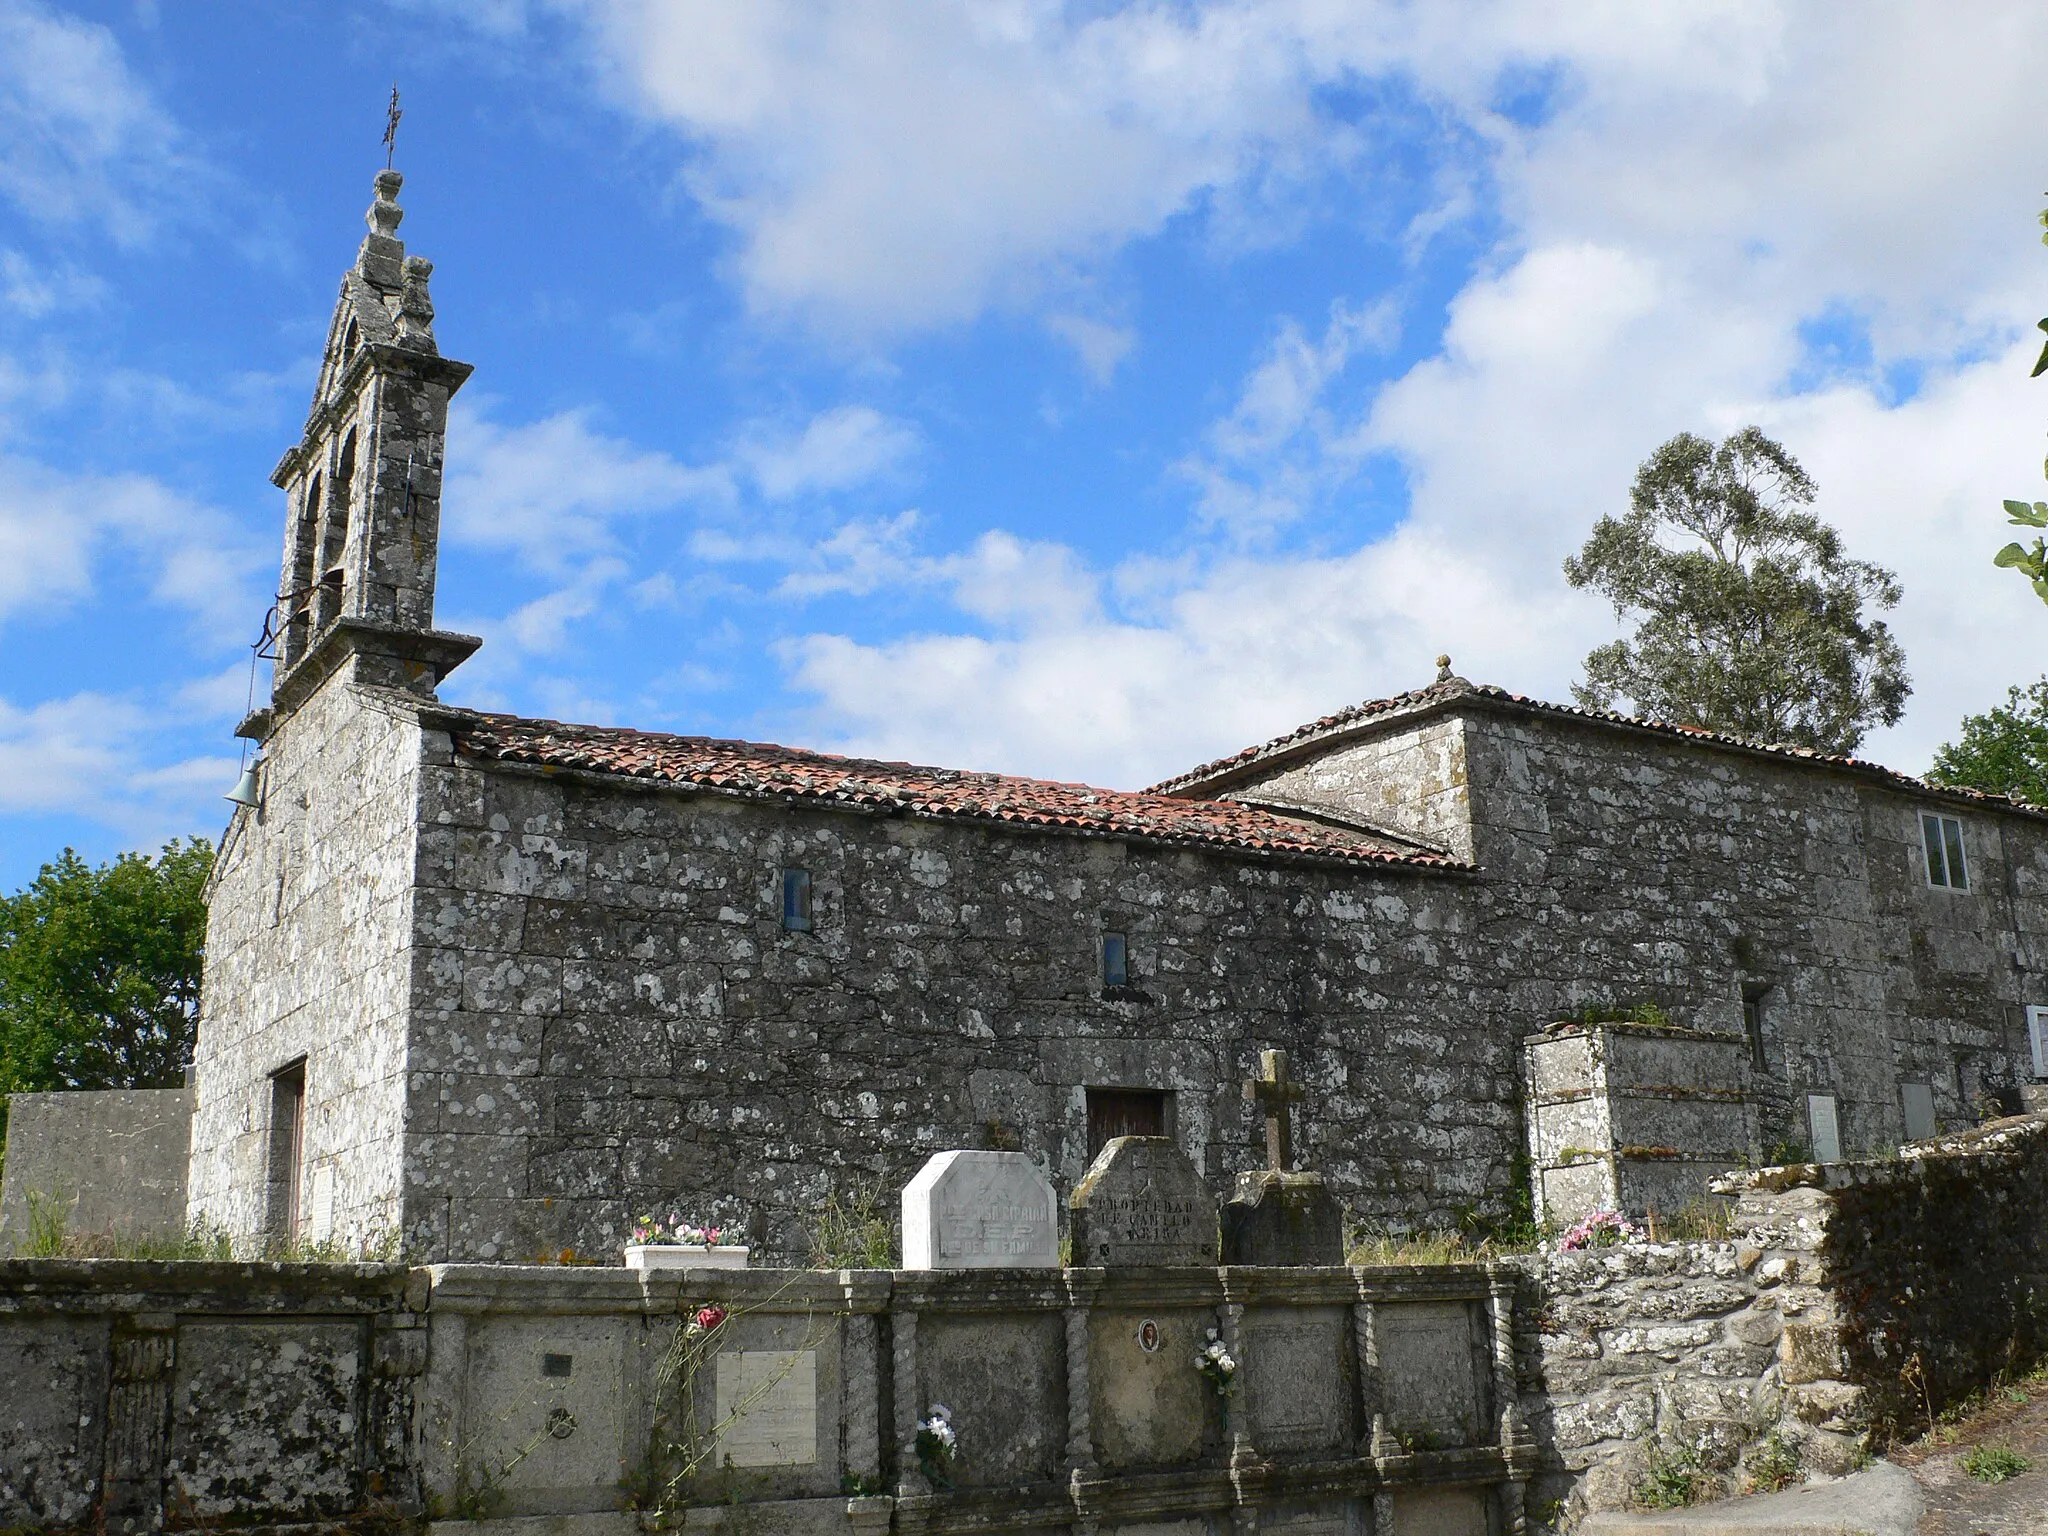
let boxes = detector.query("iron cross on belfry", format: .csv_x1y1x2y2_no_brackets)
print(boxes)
1244,1048,1306,1171
383,86,403,168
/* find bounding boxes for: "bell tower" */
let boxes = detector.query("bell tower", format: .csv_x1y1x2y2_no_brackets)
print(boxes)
263,168,478,718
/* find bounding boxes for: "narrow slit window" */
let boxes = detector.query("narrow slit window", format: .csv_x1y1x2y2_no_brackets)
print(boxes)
1100,932,1128,988
1741,989,1768,1071
781,867,813,931
266,1060,307,1244
1921,812,1968,890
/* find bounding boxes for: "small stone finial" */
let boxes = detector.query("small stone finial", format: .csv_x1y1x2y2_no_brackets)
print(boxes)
396,255,437,348
1435,653,1453,684
367,169,405,241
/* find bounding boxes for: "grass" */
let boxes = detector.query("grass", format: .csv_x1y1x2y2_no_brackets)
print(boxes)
806,1181,896,1269
1961,1445,2032,1483
14,1189,405,1262
1641,1199,1734,1243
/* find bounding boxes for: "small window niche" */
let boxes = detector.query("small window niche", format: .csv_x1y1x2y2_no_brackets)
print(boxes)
266,1059,308,1244
1921,812,1968,891
1100,932,1128,988
781,868,813,932
1805,1092,1842,1164
2028,1005,2048,1081
1900,1081,1936,1142
1741,985,1770,1071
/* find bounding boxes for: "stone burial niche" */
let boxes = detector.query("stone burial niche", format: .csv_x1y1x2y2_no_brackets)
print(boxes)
1524,1018,1758,1227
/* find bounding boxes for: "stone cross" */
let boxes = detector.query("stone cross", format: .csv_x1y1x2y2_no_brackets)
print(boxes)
1244,1048,1306,1171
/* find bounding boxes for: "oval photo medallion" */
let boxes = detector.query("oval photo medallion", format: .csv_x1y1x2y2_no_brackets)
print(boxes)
1136,1318,1161,1353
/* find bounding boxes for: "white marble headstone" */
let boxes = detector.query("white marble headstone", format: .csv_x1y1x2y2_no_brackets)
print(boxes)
901,1150,1060,1269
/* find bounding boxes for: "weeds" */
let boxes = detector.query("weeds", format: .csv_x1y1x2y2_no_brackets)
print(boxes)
1643,1200,1733,1243
806,1182,895,1269
1637,1445,1718,1509
1743,1432,1802,1494
12,1190,403,1262
1961,1445,2032,1483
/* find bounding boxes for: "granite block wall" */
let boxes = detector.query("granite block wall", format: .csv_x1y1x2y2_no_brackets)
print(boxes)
399,738,1513,1264
188,677,427,1249
1235,697,2048,1167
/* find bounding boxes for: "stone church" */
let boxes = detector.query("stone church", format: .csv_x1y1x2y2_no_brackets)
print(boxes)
187,171,2048,1262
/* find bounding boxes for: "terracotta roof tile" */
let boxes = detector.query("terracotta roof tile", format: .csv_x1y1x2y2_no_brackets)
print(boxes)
1148,680,2046,820
440,709,1465,871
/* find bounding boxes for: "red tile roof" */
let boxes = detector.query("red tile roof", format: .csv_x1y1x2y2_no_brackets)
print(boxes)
440,709,1465,871
1148,678,2047,819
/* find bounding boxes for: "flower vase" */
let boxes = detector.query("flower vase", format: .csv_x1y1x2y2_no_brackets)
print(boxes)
623,1244,750,1272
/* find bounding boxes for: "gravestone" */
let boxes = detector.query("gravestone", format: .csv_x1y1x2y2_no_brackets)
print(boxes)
1221,1050,1344,1265
1068,1136,1216,1267
902,1150,1059,1269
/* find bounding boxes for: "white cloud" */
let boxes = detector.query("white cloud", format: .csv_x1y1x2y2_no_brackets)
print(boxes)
0,0,200,244
0,691,236,845
0,453,261,637
1046,313,1136,386
767,6,2048,784
737,405,919,500
444,399,730,576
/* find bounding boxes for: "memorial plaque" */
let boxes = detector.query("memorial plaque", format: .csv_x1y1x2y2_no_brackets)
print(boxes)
713,1349,819,1467
1243,1309,1352,1451
902,1150,1059,1269
1377,1302,1480,1446
1069,1136,1216,1267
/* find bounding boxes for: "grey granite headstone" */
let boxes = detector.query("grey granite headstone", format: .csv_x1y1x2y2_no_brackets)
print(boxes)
0,1088,193,1251
1068,1136,1215,1267
902,1150,1059,1269
1220,1169,1344,1265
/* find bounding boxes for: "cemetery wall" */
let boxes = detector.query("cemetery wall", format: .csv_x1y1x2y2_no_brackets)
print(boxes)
1739,1113,2048,1437
189,675,427,1248
0,1257,1532,1535
0,1088,194,1252
395,737,1515,1264
0,1257,419,1532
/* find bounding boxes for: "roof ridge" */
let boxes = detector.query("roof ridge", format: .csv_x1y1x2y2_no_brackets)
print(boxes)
1146,680,2045,820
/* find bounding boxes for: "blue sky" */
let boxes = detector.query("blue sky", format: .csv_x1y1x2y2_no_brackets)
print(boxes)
4,1,2048,890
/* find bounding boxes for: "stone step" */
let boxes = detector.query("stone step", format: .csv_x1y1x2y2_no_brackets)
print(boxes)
1582,1462,1922,1536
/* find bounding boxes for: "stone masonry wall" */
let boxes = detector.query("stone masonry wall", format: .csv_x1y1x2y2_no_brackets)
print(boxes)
188,677,426,1249
399,733,1511,1264
1748,1114,2048,1436
1238,700,2048,1165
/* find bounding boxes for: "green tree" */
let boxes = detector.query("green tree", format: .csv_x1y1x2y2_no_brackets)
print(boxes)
1991,204,2048,604
1564,426,1910,754
1927,679,2048,804
0,840,214,1118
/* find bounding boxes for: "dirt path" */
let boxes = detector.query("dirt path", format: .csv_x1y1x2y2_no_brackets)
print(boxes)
1889,1385,2048,1533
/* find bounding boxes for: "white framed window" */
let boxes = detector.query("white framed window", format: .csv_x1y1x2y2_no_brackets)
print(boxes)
1806,1093,1842,1163
1921,812,1968,890
2027,1005,2048,1080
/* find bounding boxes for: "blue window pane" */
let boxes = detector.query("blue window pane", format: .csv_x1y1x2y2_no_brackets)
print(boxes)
1101,933,1127,987
782,868,813,931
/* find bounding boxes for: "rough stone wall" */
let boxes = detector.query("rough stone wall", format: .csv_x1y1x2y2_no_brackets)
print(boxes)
188,677,426,1249
399,739,1511,1263
0,1089,194,1250
1240,702,2047,1163
1760,1115,2048,1435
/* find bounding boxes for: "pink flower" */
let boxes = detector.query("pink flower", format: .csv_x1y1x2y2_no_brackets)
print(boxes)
695,1305,728,1332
